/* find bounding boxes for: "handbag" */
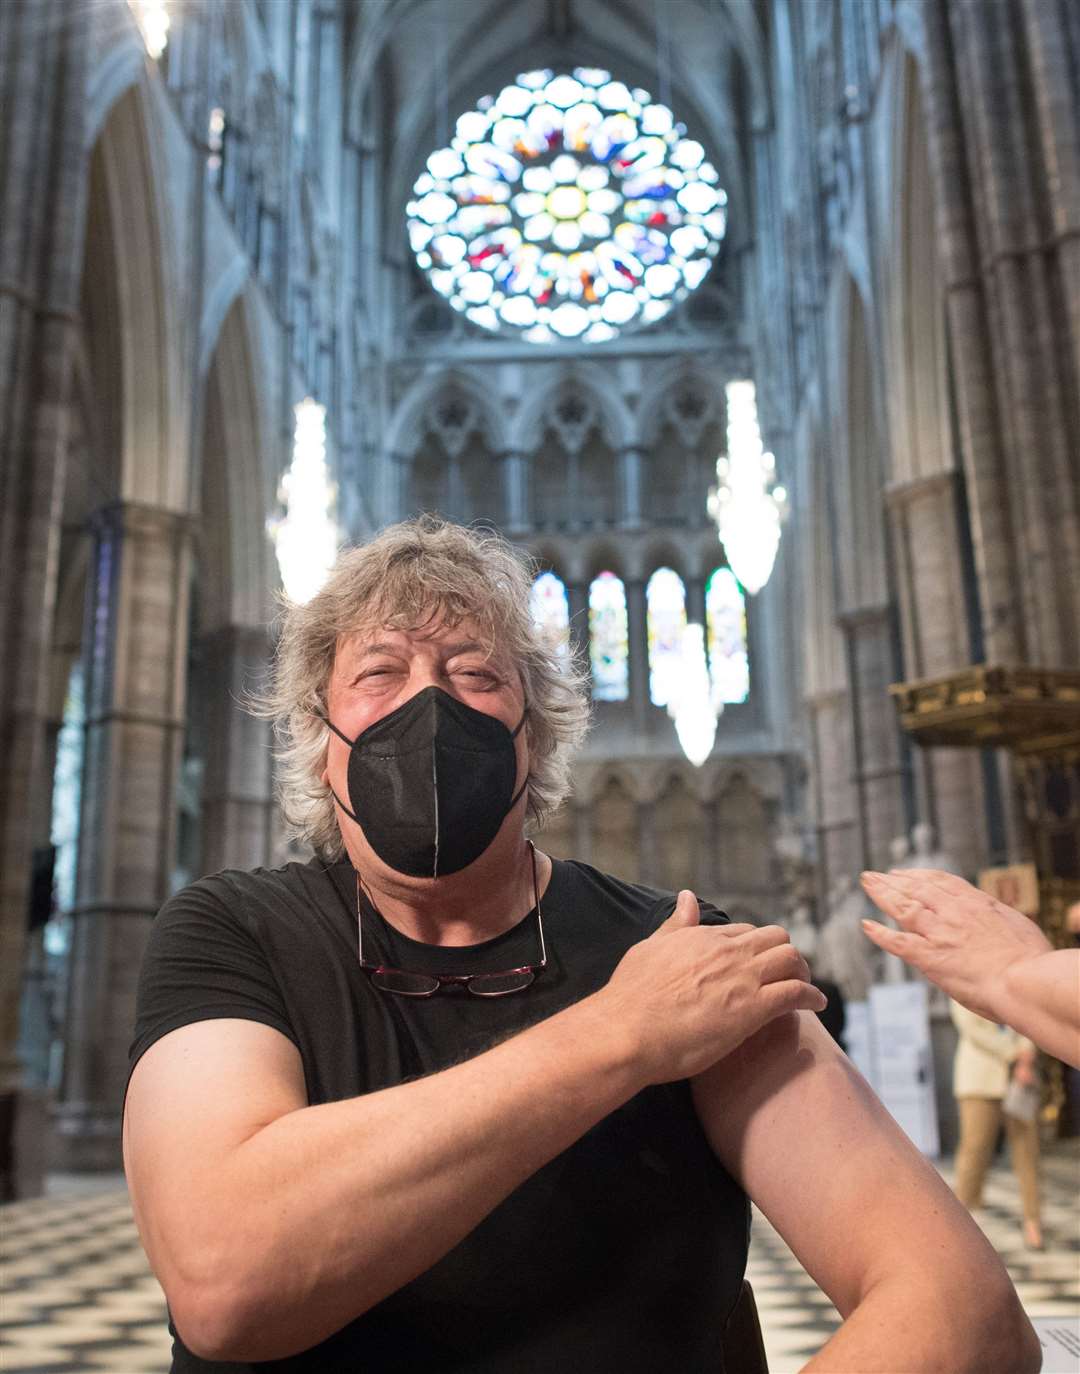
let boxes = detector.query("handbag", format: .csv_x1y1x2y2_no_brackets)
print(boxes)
1003,1075,1040,1123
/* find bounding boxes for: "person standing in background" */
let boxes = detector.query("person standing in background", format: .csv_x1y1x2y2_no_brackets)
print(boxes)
950,1001,1043,1251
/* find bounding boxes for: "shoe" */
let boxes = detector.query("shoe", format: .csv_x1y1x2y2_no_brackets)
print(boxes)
1023,1220,1044,1250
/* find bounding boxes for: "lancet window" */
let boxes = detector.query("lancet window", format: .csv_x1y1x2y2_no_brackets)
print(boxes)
588,571,629,701
529,572,571,656
705,567,749,704
646,567,687,707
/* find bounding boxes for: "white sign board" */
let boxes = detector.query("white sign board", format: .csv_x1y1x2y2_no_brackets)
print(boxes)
1030,1316,1080,1374
867,982,940,1157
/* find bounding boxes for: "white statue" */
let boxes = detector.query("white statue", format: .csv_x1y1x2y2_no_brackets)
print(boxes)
817,874,878,1001
910,821,960,874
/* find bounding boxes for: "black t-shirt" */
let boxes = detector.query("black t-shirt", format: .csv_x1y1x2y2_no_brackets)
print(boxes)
129,856,750,1373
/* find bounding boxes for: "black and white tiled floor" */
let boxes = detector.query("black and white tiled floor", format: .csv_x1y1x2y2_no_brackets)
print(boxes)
2,1145,1078,1373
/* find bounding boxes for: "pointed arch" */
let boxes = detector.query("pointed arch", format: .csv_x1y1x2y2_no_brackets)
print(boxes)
828,273,887,612
509,366,635,456
883,47,951,485
91,83,185,510
383,368,507,460
199,292,276,631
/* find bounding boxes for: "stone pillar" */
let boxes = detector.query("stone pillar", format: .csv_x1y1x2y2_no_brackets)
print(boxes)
566,453,582,533
53,503,194,1170
502,449,528,534
1020,0,1080,395
199,626,276,875
0,0,89,1198
918,0,1024,668
626,579,649,735
619,447,644,530
636,801,659,888
963,3,1080,664
807,688,860,899
840,606,907,873
686,577,706,634
446,455,464,523
700,798,721,900
566,581,589,678
886,471,990,872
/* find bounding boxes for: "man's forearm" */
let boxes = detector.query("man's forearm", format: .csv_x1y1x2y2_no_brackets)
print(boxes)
169,989,644,1361
803,1272,1039,1374
1000,950,1080,1068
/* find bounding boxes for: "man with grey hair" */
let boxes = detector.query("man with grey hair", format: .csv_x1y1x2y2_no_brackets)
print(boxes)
124,518,1036,1373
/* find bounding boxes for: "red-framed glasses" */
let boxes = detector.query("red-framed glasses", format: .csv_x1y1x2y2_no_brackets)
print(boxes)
355,840,547,998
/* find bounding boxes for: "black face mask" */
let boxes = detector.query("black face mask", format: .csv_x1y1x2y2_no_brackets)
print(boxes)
320,686,528,878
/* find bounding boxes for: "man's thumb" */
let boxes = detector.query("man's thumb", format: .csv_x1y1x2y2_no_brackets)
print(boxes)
659,889,701,931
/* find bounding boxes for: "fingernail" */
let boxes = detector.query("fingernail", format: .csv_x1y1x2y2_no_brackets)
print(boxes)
860,871,881,885
861,918,878,929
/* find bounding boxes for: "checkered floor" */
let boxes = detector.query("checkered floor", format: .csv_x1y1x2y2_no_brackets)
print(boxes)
2,1146,1078,1373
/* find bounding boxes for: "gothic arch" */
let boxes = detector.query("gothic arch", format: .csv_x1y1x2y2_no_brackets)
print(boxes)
509,366,635,456
90,83,186,511
86,21,144,149
583,538,630,584
581,763,641,809
636,359,724,449
384,370,507,460
199,292,276,632
882,47,951,484
641,539,693,585
829,273,888,613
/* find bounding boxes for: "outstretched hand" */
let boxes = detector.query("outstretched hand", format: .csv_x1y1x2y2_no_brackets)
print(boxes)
859,868,1051,1021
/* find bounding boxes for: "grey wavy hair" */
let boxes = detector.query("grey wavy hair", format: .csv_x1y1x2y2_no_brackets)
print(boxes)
253,516,591,860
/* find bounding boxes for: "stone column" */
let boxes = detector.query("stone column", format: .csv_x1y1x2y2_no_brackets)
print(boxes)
686,577,706,634
53,503,194,1170
807,687,860,899
953,0,1080,666
566,581,590,678
619,447,644,530
918,1,1024,668
566,453,582,533
625,578,649,735
502,449,528,534
199,626,276,875
840,606,907,873
636,801,659,887
1020,0,1080,395
0,0,89,1198
699,797,721,901
886,471,990,872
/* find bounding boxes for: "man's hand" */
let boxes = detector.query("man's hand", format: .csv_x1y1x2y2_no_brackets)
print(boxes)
600,890,827,1084
859,868,1051,1022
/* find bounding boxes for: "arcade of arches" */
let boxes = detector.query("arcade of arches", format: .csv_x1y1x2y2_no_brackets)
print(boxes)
1,0,1078,1192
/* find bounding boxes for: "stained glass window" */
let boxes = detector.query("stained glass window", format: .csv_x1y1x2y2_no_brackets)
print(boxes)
706,567,750,705
530,571,570,656
406,66,727,344
646,567,687,707
589,571,629,701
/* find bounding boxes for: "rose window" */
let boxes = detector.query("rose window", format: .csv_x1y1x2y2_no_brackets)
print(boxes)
406,67,727,343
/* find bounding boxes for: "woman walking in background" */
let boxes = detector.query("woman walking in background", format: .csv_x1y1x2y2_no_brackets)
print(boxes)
951,1001,1043,1251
